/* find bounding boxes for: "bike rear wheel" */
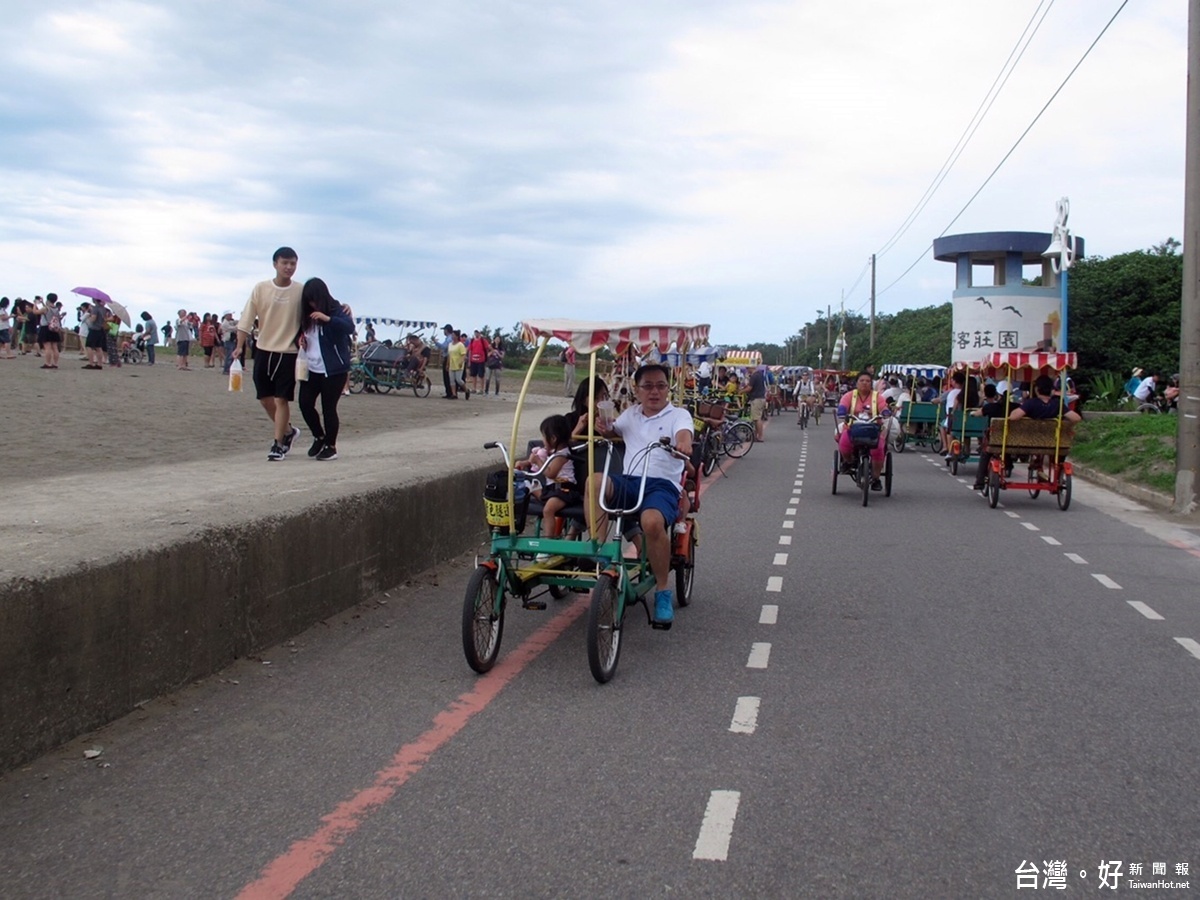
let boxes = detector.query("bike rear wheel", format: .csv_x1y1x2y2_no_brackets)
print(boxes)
348,368,366,394
725,422,755,458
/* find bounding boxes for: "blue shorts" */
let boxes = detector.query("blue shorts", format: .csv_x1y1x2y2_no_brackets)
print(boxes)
606,475,680,528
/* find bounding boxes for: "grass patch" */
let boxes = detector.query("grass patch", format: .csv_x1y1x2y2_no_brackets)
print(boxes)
1072,414,1177,494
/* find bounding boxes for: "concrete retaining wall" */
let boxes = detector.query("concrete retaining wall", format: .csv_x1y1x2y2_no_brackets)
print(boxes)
0,464,493,773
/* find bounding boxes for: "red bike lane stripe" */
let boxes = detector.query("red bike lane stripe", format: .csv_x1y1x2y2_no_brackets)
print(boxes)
237,468,725,899
236,595,588,899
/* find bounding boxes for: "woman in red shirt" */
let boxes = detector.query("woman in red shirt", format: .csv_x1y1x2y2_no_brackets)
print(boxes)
199,313,219,368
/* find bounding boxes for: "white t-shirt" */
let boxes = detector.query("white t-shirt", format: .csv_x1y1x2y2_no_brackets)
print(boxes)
303,324,326,375
612,403,694,489
697,361,712,378
1134,376,1155,401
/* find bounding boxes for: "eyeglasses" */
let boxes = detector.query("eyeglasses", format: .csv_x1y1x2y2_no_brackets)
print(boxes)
638,382,670,391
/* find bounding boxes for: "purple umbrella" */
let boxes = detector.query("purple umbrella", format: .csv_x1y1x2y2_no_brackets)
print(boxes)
71,286,112,303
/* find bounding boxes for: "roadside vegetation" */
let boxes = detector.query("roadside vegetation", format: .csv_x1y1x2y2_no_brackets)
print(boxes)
1071,414,1177,495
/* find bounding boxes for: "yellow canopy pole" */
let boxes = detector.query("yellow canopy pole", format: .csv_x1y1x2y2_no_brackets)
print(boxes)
509,335,549,527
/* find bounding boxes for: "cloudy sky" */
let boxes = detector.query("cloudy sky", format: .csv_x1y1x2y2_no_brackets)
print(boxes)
0,0,1186,345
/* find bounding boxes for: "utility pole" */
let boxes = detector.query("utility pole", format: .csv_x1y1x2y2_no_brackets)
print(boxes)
869,253,876,351
1177,0,1200,515
826,304,832,354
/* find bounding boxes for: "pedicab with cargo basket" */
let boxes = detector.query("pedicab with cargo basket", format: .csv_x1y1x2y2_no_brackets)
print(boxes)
463,319,709,683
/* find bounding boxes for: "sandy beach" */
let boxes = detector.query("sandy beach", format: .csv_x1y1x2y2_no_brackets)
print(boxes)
2,350,564,486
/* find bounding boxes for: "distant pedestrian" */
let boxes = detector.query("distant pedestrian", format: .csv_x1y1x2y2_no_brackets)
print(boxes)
484,336,505,396
449,330,469,399
83,302,107,368
162,321,173,347
141,311,158,365
174,309,194,370
0,298,13,359
438,323,454,398
562,344,576,396
467,329,491,395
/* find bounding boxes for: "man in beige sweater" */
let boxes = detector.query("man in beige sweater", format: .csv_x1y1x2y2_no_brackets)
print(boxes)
235,247,304,461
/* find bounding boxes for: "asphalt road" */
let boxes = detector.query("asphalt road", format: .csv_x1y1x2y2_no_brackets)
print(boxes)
3,415,1200,898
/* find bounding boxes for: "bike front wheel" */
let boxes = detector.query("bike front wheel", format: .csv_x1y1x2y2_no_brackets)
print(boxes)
413,375,432,398
586,574,623,683
348,368,366,394
462,566,503,673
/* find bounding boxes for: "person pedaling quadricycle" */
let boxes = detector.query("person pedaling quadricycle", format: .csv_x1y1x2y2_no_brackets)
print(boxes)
831,370,894,505
463,319,708,684
974,351,1080,511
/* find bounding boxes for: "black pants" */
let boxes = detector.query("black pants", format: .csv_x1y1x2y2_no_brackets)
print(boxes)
442,360,453,397
298,371,348,447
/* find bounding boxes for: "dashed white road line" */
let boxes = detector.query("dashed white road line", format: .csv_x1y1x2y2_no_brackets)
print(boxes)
788,497,799,505
729,697,761,734
1005,511,1020,519
792,488,802,494
772,553,788,566
1128,601,1164,621
1091,574,1122,590
1041,536,1062,546
1021,522,1040,532
746,643,772,668
766,576,783,592
693,790,741,861
785,508,797,516
782,521,795,529
1064,553,1088,565
778,535,792,545
759,605,778,624
1174,638,1200,661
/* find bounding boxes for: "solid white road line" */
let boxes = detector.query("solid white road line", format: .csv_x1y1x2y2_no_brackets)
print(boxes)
773,553,788,566
729,697,761,734
778,535,792,545
759,605,778,624
766,576,783,592
1041,536,1062,546
1064,553,1088,564
1021,522,1040,532
1174,637,1200,660
1128,601,1164,620
1092,574,1122,590
693,790,741,861
746,643,771,668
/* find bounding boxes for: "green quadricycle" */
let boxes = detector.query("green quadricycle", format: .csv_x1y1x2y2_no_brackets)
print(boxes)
462,319,709,683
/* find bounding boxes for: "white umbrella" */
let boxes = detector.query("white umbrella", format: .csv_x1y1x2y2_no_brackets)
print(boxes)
106,299,132,327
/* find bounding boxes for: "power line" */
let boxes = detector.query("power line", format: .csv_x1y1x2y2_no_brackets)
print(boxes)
876,0,1130,299
876,0,1056,259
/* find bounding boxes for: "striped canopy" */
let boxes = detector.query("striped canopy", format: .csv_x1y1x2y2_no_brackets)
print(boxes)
521,319,710,355
780,366,813,376
354,318,438,329
719,349,762,365
982,351,1076,376
880,363,948,379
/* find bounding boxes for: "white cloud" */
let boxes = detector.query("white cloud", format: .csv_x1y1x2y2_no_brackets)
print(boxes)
0,0,1187,344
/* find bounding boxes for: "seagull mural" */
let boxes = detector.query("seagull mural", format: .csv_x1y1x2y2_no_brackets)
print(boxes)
975,296,992,308
1002,305,1023,317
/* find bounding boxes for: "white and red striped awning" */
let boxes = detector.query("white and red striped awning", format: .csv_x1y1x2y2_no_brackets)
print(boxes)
520,319,711,356
982,351,1077,374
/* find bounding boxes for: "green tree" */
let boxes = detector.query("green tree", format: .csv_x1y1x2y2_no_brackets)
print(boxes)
1067,243,1183,388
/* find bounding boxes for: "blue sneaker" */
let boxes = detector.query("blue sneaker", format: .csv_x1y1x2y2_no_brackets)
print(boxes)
654,589,675,626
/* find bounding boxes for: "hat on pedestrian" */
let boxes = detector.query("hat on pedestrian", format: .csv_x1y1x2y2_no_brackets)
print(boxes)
443,324,453,333
1132,367,1143,377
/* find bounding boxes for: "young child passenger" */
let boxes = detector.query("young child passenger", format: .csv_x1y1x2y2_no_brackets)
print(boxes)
516,414,577,537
